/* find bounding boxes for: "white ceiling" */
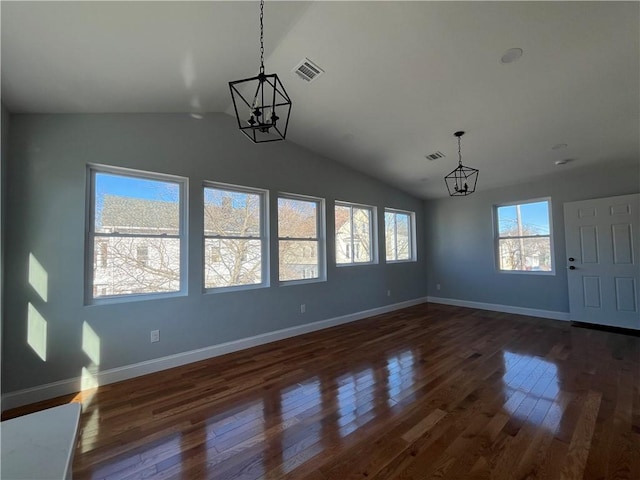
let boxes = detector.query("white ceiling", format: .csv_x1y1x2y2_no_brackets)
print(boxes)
2,1,638,198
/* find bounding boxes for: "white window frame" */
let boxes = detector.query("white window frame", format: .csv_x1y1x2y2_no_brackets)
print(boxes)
85,164,188,305
203,181,269,293
384,208,417,263
278,193,326,285
335,201,377,266
494,197,555,275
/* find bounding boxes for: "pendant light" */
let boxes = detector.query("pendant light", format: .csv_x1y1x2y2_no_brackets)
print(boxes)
444,131,479,196
229,0,292,143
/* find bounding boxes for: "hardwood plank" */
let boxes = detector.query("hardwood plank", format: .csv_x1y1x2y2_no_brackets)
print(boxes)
560,391,602,479
2,303,638,480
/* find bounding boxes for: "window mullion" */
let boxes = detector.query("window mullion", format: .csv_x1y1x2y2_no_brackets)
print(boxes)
93,232,180,239
394,214,398,260
349,207,355,264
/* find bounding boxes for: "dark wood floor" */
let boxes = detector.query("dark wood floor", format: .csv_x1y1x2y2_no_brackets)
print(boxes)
3,303,640,479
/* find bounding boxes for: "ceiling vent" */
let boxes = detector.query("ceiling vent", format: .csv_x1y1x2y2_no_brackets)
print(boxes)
292,58,324,82
425,151,445,161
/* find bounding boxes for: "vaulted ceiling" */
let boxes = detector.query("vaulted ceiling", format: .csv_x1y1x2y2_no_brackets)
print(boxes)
2,1,638,198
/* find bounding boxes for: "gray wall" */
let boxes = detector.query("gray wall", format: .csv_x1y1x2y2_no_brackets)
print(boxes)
425,160,640,313
3,113,427,394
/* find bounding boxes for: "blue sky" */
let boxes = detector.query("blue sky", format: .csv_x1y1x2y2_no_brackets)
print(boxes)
204,187,251,208
95,173,180,227
95,173,180,203
497,201,550,235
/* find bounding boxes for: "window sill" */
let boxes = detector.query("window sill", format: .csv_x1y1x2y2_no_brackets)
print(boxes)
336,262,378,268
279,277,327,287
497,269,556,276
86,290,187,306
204,283,269,295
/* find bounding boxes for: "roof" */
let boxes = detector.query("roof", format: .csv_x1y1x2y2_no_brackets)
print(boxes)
100,195,179,231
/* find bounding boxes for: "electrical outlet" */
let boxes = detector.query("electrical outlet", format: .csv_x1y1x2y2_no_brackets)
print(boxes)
150,330,160,343
436,283,441,291
300,304,306,314
387,290,391,297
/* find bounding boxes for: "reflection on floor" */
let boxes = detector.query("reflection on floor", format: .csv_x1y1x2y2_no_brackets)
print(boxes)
4,303,639,479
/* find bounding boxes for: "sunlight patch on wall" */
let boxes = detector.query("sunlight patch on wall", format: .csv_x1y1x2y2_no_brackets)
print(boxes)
27,302,47,361
181,50,196,89
82,321,101,366
28,253,48,302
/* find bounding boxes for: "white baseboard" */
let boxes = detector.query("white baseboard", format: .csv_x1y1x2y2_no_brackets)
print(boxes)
427,296,571,322
2,297,427,411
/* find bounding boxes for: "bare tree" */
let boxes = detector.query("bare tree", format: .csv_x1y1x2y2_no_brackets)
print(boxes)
336,206,372,263
278,199,318,280
93,195,181,296
204,191,262,288
96,237,180,295
385,212,410,261
497,222,551,271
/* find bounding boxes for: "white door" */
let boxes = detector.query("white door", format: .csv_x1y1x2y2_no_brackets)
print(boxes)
564,193,639,330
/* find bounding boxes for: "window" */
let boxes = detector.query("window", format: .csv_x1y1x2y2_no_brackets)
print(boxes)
204,183,268,290
278,194,325,283
495,198,554,273
384,209,416,262
87,166,187,302
335,202,376,265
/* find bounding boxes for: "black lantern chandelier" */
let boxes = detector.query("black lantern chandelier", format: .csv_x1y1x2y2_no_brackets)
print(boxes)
444,131,479,196
229,0,292,143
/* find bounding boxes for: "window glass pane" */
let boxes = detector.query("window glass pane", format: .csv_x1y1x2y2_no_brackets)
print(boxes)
498,237,552,271
95,173,179,234
352,208,372,263
498,201,549,237
396,213,410,260
519,201,550,235
385,212,396,261
92,237,180,297
497,205,517,237
279,240,318,281
204,239,262,288
335,205,352,264
278,198,317,238
204,188,261,237
385,210,414,261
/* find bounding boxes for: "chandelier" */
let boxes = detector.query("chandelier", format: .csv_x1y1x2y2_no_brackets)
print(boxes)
228,0,292,143
444,131,479,196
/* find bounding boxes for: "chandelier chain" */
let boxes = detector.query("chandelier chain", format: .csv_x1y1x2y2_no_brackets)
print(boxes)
259,0,265,74
458,135,462,166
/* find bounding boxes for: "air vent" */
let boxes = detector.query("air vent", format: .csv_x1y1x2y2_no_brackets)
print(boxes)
425,151,445,161
292,58,324,82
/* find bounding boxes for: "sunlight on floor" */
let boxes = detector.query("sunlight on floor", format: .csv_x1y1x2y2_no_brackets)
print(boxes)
81,366,99,392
